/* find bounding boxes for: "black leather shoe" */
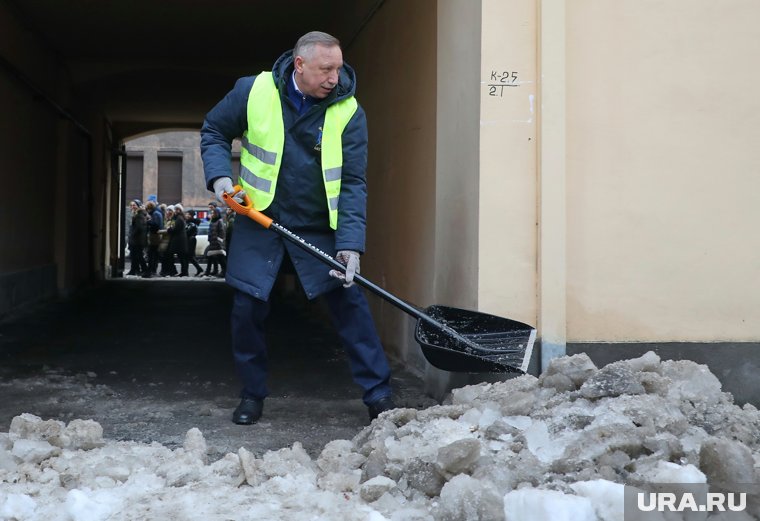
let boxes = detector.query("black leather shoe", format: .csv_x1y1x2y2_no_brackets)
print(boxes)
368,396,397,420
232,397,264,425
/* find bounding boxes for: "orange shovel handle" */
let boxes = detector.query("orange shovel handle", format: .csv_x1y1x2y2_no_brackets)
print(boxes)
222,185,273,229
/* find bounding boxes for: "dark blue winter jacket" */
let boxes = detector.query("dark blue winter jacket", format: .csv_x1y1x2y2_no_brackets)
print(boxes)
200,50,369,300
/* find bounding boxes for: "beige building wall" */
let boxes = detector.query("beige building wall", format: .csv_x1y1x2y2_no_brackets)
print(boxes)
353,0,540,394
430,0,484,392
565,0,760,342
479,0,538,326
433,0,760,377
349,0,439,373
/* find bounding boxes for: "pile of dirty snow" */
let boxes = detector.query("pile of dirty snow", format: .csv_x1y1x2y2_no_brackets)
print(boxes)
2,351,760,521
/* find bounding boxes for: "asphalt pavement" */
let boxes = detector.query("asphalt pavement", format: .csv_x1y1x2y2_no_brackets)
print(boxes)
0,277,435,459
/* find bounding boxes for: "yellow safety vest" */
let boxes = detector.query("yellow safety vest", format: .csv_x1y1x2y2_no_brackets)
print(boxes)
239,71,358,230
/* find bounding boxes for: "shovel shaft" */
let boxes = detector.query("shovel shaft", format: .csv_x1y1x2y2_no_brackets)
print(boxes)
269,221,485,351
224,187,483,352
268,221,430,323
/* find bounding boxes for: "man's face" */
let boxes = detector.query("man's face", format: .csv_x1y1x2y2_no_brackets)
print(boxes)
294,44,343,99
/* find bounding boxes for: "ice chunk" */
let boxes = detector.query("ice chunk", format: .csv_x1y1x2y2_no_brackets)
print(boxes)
0,446,16,471
661,360,722,404
257,442,317,482
403,458,445,497
11,439,60,464
498,391,536,416
9,414,65,445
161,458,203,487
436,438,481,475
642,433,684,461
570,480,625,521
543,353,598,388
92,456,132,484
451,383,492,406
503,416,532,431
183,427,207,463
580,364,645,399
384,417,476,463
456,404,501,431
457,408,484,428
639,371,672,396
361,446,389,482
0,433,10,451
61,419,104,450
317,439,365,474
524,420,566,464
318,469,361,492
65,488,122,521
367,510,391,521
436,474,504,521
503,487,597,521
616,350,661,373
1,494,36,520
360,476,397,502
209,452,245,487
540,372,576,392
238,446,263,487
646,460,706,484
451,376,539,411
700,437,755,484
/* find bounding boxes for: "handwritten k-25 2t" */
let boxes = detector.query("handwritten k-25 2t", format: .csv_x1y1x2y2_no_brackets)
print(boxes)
487,70,519,97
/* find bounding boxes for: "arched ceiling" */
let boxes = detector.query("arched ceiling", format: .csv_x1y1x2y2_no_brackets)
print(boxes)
6,0,382,138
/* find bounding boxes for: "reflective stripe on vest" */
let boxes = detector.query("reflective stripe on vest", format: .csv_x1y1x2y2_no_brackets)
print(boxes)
239,71,358,230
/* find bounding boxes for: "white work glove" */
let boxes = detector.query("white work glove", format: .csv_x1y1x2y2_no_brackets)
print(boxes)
213,177,243,206
329,250,360,288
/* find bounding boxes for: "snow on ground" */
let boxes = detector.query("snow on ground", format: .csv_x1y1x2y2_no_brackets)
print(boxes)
2,351,760,521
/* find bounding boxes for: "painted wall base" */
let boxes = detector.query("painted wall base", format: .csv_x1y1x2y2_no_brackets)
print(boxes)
569,342,760,407
540,341,566,372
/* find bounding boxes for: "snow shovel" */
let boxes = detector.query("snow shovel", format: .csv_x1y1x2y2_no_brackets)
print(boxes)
223,188,536,374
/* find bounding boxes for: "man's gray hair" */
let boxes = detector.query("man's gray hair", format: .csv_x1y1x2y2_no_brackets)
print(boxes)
294,31,340,59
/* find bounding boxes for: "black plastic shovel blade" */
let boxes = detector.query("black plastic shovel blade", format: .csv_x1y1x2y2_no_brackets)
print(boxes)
414,305,536,373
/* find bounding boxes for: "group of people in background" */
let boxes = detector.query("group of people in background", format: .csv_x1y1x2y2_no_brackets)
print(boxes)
126,197,234,279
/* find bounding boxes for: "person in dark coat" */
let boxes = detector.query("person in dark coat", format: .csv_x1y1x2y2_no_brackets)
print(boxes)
127,199,148,276
167,204,189,277
185,209,204,276
145,200,163,277
159,206,177,277
204,207,227,277
201,31,394,425
224,207,236,252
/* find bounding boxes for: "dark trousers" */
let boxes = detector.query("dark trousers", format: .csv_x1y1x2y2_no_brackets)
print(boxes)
128,244,148,274
174,249,189,276
231,285,392,406
205,254,226,275
187,240,203,273
160,251,177,276
146,243,160,273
